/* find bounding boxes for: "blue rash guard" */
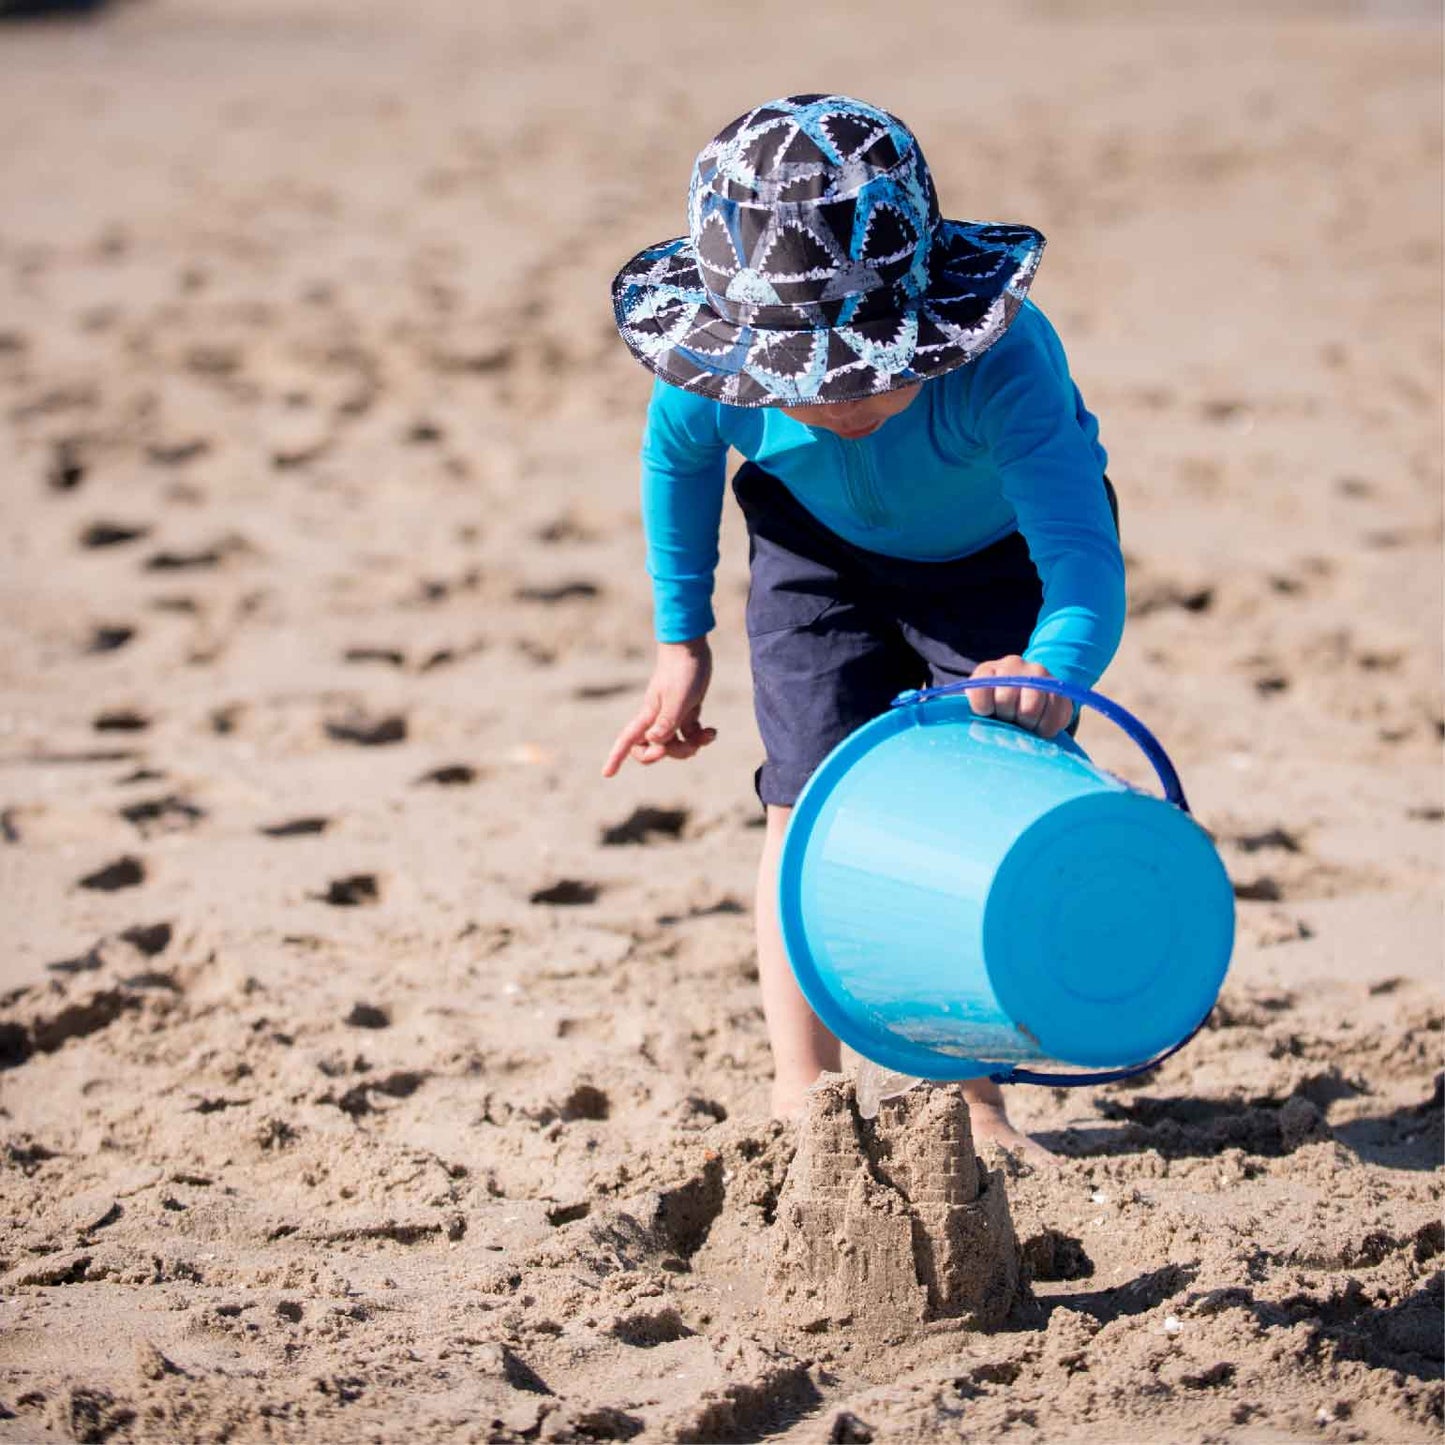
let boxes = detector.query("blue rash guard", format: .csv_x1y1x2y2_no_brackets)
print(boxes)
639,300,1126,689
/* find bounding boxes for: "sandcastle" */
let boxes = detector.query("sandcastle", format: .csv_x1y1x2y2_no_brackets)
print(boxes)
767,1077,1019,1335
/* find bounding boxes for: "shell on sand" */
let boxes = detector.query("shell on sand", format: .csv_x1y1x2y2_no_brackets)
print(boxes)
767,1076,1019,1335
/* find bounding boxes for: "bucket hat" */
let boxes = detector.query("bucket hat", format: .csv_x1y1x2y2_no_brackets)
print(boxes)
612,94,1045,409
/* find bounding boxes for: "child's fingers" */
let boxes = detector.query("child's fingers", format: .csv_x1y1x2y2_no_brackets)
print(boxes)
644,709,684,744
966,669,997,716
663,726,717,760
1015,684,1050,730
679,713,713,744
602,706,657,777
1036,694,1075,738
969,657,1063,731
626,718,718,766
991,682,1022,722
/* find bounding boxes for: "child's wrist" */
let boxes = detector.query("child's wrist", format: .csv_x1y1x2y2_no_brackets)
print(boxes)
659,635,710,656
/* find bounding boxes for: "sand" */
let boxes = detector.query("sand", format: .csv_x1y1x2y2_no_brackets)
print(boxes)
0,0,1440,1440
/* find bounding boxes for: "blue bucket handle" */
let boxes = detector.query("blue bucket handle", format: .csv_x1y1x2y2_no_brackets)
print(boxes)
891,675,1191,814
890,675,1206,1090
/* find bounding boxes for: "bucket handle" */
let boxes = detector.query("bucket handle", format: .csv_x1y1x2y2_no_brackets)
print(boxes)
891,675,1191,814
891,675,1203,1090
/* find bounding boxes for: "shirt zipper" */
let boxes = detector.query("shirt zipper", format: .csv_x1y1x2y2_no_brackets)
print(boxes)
837,434,888,529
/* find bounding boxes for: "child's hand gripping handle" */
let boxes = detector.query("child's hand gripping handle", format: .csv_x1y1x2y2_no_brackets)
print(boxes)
891,675,1190,814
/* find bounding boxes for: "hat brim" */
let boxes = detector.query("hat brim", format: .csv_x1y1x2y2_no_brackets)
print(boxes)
611,220,1045,409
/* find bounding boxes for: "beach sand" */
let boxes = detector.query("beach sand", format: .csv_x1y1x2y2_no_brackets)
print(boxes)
0,1,1440,1439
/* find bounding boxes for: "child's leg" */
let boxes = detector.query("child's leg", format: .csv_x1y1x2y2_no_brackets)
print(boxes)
757,805,1050,1158
958,1076,1055,1164
756,804,840,1118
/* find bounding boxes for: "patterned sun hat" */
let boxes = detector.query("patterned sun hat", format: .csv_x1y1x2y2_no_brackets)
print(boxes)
612,94,1045,408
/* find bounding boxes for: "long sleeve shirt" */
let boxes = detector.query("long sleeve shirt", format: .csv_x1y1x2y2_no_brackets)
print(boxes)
638,299,1126,689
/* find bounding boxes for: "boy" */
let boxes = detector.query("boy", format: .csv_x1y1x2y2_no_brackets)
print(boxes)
601,95,1124,1151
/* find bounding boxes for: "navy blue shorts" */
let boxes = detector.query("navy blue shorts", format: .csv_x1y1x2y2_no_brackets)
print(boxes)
734,462,1117,807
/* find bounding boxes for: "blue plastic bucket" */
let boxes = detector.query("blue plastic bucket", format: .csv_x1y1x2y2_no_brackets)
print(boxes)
778,677,1235,1085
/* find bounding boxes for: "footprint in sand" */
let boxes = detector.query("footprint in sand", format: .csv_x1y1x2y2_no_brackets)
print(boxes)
404,577,459,607
1233,877,1282,902
530,879,600,906
149,595,200,616
259,817,330,838
324,711,407,746
143,547,223,573
514,580,601,604
546,1201,592,1226
600,806,688,846
657,896,745,925
314,874,380,907
85,625,136,654
78,856,146,892
1251,668,1290,697
146,438,211,466
1199,396,1251,427
80,521,150,549
325,1068,425,1118
344,1002,390,1029
1096,1090,1330,1156
1019,1228,1094,1282
47,438,86,492
526,1082,611,1127
1127,581,1213,619
92,709,149,733
47,944,104,975
1231,826,1301,854
210,704,245,735
535,513,599,545
118,921,172,956
119,794,204,837
573,682,634,701
116,767,165,785
414,764,477,787
343,646,406,668
606,1308,696,1349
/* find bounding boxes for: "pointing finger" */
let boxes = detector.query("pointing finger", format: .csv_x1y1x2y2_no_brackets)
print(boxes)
602,707,656,777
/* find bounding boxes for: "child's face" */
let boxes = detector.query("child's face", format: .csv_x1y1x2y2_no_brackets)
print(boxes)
779,383,922,440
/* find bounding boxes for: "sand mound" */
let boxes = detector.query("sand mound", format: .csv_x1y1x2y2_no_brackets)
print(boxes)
768,1078,1019,1337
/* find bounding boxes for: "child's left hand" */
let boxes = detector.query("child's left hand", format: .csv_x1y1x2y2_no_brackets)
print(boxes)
966,656,1073,738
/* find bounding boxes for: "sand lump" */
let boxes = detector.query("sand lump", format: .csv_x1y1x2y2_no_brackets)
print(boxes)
767,1076,1020,1336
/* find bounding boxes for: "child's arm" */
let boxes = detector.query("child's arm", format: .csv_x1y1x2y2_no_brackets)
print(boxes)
962,312,1126,730
602,380,729,777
